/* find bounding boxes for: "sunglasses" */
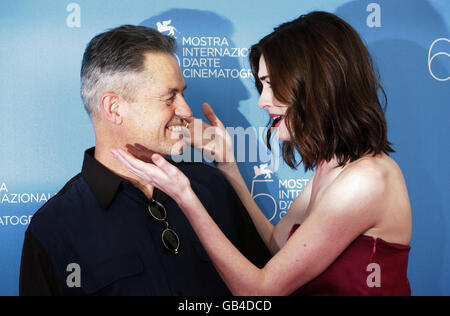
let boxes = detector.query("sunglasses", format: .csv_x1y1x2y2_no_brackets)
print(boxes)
147,199,180,255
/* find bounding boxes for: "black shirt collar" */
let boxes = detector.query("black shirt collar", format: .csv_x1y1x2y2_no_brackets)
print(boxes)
81,147,168,209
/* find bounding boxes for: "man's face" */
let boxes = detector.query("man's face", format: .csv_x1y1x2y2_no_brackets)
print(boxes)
121,52,192,156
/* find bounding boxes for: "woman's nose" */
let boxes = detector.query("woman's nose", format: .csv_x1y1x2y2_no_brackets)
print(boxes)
258,101,270,110
258,89,272,110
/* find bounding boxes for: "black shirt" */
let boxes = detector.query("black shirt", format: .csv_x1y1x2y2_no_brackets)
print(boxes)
19,147,270,296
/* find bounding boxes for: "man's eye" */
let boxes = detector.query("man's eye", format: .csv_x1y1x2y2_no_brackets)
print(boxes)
165,96,175,105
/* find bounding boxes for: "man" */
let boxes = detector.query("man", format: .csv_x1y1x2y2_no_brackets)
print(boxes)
19,25,270,296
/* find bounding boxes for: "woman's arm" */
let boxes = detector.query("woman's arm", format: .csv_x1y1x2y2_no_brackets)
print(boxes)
189,104,315,254
217,162,278,253
112,150,383,295
185,103,277,252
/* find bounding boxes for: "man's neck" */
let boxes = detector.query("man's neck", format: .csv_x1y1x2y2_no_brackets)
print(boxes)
94,142,155,200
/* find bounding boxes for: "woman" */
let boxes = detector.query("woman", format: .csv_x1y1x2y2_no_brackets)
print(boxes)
112,11,412,296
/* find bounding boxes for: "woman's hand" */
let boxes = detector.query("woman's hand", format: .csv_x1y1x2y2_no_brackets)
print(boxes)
184,103,236,170
111,149,193,206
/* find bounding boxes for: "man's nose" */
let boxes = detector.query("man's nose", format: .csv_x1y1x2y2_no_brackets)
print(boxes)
174,96,193,118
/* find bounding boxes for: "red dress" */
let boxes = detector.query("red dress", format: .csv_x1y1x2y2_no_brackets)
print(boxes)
288,224,411,296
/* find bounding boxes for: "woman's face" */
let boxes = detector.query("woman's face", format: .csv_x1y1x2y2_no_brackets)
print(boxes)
257,56,291,141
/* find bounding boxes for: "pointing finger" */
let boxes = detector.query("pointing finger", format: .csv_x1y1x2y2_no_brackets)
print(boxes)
202,103,225,129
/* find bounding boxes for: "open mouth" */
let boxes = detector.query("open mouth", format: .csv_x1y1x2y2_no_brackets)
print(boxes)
166,125,184,133
273,115,284,128
166,119,188,137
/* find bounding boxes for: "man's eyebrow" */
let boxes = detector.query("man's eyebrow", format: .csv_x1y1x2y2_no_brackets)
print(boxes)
168,85,187,94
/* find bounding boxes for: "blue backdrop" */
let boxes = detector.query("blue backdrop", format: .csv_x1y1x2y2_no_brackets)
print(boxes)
0,0,448,296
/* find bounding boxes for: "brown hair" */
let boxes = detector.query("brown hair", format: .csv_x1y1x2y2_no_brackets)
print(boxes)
250,11,394,171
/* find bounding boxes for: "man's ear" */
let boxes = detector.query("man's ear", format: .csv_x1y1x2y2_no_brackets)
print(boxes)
100,93,123,125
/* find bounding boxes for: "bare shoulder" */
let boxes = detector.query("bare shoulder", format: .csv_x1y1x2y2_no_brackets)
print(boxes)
324,155,391,205
339,154,404,190
337,154,412,244
312,154,409,222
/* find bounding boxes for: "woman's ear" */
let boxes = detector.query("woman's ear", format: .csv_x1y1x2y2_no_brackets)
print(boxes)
100,92,123,125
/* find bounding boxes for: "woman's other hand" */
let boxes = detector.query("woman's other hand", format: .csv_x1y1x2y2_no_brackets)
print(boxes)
184,103,236,170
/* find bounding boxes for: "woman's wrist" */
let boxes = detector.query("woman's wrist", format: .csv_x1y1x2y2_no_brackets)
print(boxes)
177,186,197,211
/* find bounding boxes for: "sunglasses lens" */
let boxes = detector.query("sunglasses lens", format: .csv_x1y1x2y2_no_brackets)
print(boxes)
162,229,180,253
148,200,166,221
148,200,180,254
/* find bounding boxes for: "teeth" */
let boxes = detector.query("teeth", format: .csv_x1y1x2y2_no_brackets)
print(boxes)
167,125,183,132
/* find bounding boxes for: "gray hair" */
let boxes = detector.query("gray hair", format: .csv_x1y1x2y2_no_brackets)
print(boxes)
81,25,176,119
